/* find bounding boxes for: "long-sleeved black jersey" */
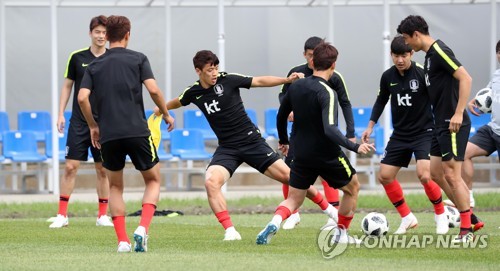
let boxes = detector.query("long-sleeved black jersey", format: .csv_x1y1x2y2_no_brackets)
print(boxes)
279,63,355,138
370,61,434,138
278,75,359,166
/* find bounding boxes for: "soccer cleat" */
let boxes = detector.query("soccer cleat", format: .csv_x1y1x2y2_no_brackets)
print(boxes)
96,215,114,227
46,216,57,223
133,226,148,252
452,232,474,243
394,213,418,234
282,212,300,230
471,213,485,232
256,223,278,245
320,218,338,231
331,228,363,244
435,213,450,234
117,242,131,253
49,214,69,228
223,227,242,241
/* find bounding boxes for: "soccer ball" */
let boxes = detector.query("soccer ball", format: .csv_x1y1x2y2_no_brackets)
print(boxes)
361,212,389,237
445,206,461,228
474,87,493,113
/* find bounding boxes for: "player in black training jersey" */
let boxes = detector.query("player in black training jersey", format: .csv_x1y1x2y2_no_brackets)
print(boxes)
256,42,374,245
279,36,356,230
361,36,448,235
398,15,474,243
78,15,174,253
49,15,113,229
166,50,339,241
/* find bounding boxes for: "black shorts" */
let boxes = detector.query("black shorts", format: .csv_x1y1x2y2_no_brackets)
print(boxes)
209,138,281,176
284,135,295,166
469,125,500,157
65,121,102,162
101,136,158,171
380,131,432,168
289,151,355,190
430,125,470,161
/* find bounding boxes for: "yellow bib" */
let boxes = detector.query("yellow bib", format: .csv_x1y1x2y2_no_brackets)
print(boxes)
147,113,162,150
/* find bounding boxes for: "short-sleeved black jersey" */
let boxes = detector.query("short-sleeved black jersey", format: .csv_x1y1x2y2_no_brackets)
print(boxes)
279,63,355,138
178,72,258,147
64,47,101,123
278,76,359,166
370,61,433,138
80,47,154,144
424,40,470,127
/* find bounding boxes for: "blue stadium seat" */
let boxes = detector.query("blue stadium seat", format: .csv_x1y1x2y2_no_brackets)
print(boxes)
18,111,51,141
170,129,212,160
145,109,176,140
3,131,46,162
246,108,267,138
183,109,216,140
264,108,293,139
0,111,10,141
156,139,173,161
470,113,491,137
353,107,378,138
45,131,67,161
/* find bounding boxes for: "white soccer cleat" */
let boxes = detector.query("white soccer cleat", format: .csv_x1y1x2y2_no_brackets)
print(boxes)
223,227,242,241
331,228,362,244
117,241,131,253
133,226,148,252
435,213,449,234
49,214,68,228
282,213,300,230
443,199,455,207
96,215,114,227
394,213,418,234
46,216,57,223
320,218,338,231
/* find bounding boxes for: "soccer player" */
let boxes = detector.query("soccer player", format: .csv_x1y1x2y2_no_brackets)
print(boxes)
165,50,339,241
398,15,474,242
279,36,355,230
78,15,174,253
49,15,113,228
445,40,500,230
361,36,448,235
256,42,374,245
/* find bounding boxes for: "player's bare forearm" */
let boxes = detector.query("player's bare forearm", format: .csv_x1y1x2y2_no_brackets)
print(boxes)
251,73,303,88
166,98,182,110
77,88,97,128
58,79,74,116
454,67,472,116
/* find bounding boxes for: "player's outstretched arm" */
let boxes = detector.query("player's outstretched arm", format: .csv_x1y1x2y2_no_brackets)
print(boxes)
77,88,100,149
251,72,304,88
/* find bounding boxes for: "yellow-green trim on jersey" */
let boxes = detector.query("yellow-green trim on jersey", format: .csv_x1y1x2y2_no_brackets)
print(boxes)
64,47,88,78
178,82,199,100
319,81,335,125
334,70,350,99
433,43,459,71
338,156,352,178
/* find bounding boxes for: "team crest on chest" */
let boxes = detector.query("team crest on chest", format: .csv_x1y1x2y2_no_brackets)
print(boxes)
409,79,419,92
214,84,224,96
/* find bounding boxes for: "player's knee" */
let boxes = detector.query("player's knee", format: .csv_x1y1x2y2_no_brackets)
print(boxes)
205,175,223,192
343,176,360,197
377,174,393,185
418,173,431,184
64,162,79,177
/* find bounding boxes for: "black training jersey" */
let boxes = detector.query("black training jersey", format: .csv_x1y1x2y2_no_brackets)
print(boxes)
278,76,359,166
178,72,259,147
424,40,470,128
80,47,153,144
370,61,433,138
279,63,355,138
64,47,101,123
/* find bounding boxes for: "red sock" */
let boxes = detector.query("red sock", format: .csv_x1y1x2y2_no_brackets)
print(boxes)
321,180,339,209
282,184,289,199
383,179,411,217
112,216,130,243
422,180,445,215
215,210,233,230
275,205,292,220
57,195,70,216
311,192,329,211
139,203,156,232
98,198,109,217
338,214,354,230
459,209,472,233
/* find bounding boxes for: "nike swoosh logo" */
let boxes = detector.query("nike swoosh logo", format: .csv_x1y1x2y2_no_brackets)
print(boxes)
82,63,89,67
267,152,273,157
390,83,398,86
442,152,449,157
196,95,203,100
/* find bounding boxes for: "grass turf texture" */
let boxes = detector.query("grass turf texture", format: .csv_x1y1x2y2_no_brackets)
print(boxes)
0,193,498,271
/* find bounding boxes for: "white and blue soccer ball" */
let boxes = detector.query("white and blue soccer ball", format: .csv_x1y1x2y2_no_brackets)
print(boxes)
445,206,461,228
361,212,389,237
475,87,493,113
